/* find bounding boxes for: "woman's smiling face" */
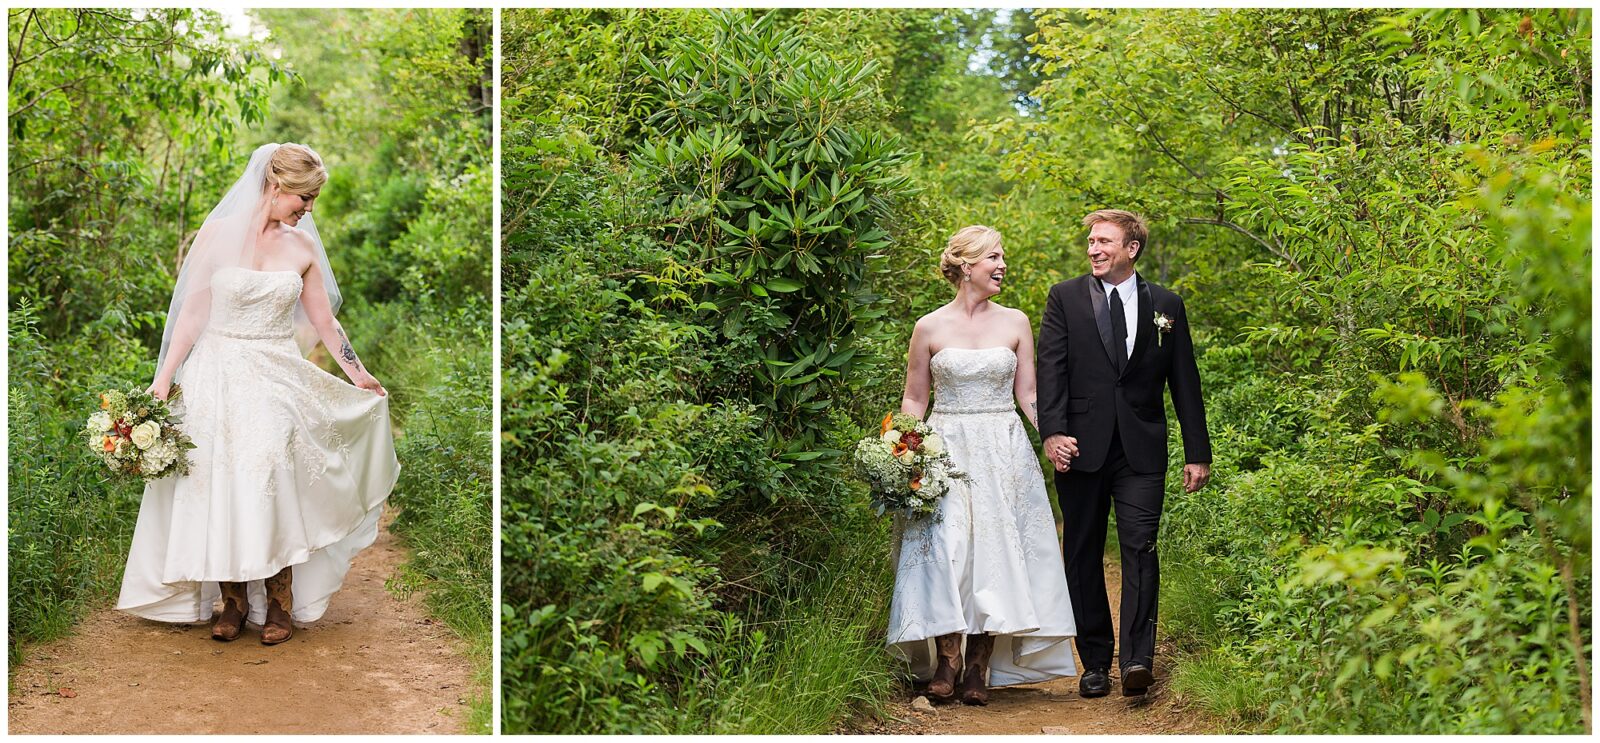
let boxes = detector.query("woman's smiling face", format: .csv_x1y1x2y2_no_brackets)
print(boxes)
270,186,319,227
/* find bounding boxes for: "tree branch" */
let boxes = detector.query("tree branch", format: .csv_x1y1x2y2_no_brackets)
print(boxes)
8,75,97,119
1152,43,1298,136
1182,216,1302,272
9,9,35,86
8,156,66,176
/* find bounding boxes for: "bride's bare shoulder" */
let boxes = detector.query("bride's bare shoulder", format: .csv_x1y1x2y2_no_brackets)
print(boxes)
980,301,1032,327
280,226,320,257
258,226,318,278
913,306,953,332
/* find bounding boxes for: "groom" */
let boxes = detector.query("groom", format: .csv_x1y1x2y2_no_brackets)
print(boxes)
1035,209,1211,698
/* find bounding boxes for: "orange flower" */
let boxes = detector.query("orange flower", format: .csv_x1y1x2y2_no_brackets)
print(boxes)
892,442,909,457
909,474,923,490
880,412,894,435
102,436,117,452
99,393,111,410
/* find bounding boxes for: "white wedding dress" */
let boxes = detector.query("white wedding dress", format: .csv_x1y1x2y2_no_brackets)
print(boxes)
887,346,1078,686
117,267,399,626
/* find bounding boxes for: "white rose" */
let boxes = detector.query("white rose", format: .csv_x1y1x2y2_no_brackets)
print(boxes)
88,411,113,432
881,429,902,444
922,434,943,455
130,421,161,450
896,447,916,465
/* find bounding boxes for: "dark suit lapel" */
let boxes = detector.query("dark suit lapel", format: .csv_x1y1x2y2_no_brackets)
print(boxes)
1088,278,1118,370
1126,275,1154,374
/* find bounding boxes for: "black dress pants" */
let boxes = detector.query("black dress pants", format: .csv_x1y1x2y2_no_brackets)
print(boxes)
1055,428,1166,672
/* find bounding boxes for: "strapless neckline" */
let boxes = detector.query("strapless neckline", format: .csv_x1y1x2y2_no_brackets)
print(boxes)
219,266,303,278
932,345,1015,360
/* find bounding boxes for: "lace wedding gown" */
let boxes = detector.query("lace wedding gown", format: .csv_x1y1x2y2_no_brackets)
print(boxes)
117,267,399,626
887,346,1078,686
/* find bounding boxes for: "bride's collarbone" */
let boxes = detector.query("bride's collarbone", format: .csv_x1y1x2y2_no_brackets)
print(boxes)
249,235,314,275
929,335,1021,356
925,314,1025,353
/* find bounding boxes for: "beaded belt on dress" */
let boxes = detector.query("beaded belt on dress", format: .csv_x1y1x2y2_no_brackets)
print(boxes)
931,405,1016,415
210,327,293,340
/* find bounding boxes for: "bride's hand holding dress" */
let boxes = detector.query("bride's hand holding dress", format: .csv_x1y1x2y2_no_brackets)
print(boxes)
294,231,386,398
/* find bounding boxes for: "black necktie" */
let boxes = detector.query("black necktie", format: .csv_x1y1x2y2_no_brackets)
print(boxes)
1109,287,1126,373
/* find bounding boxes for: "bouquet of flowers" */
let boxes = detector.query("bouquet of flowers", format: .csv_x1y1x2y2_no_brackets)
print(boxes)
852,412,967,520
85,386,196,482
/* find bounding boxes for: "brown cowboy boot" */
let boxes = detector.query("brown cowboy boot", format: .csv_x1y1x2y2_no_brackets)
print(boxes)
261,567,294,645
960,633,995,706
211,581,249,641
927,633,963,702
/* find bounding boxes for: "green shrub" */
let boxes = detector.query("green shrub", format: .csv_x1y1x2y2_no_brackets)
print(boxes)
6,302,147,665
500,10,922,733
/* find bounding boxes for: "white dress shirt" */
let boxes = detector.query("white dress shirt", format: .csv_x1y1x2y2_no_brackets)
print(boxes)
1101,273,1138,359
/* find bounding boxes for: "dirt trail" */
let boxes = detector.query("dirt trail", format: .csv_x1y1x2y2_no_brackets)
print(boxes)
866,557,1208,735
7,513,475,735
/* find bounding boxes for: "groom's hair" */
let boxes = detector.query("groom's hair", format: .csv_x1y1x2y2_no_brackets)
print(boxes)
1083,209,1149,262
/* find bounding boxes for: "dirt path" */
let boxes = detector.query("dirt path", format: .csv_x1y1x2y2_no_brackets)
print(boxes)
863,557,1208,735
7,513,475,735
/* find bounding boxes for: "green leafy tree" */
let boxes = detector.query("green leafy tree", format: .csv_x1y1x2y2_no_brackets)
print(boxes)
1014,8,1590,732
8,8,288,341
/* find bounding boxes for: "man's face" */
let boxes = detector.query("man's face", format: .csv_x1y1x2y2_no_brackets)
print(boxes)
1087,221,1138,284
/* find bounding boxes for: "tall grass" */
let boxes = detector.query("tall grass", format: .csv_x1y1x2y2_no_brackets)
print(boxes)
7,303,147,667
1169,645,1267,728
341,298,495,733
670,517,900,734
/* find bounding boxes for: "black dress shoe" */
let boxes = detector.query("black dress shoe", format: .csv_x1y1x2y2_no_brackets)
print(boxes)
1079,668,1111,698
1121,663,1154,696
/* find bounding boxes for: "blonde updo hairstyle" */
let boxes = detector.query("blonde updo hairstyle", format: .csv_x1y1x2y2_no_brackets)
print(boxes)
940,225,1002,287
267,143,327,195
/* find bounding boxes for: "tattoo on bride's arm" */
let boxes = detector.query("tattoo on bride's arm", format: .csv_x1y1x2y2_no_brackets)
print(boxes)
336,328,363,371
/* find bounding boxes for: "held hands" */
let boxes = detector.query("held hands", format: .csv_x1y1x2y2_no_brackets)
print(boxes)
353,372,388,397
1183,463,1211,493
1043,434,1080,472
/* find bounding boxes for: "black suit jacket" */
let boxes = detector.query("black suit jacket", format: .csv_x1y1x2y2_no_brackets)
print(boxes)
1036,273,1211,474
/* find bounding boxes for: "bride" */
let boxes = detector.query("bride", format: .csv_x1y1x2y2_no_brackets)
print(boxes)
887,225,1078,705
116,143,399,645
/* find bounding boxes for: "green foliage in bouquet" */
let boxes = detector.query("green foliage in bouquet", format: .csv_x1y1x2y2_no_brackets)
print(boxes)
84,385,197,482
852,412,962,520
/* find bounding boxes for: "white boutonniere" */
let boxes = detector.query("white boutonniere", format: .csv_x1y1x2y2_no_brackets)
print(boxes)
1153,312,1175,346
